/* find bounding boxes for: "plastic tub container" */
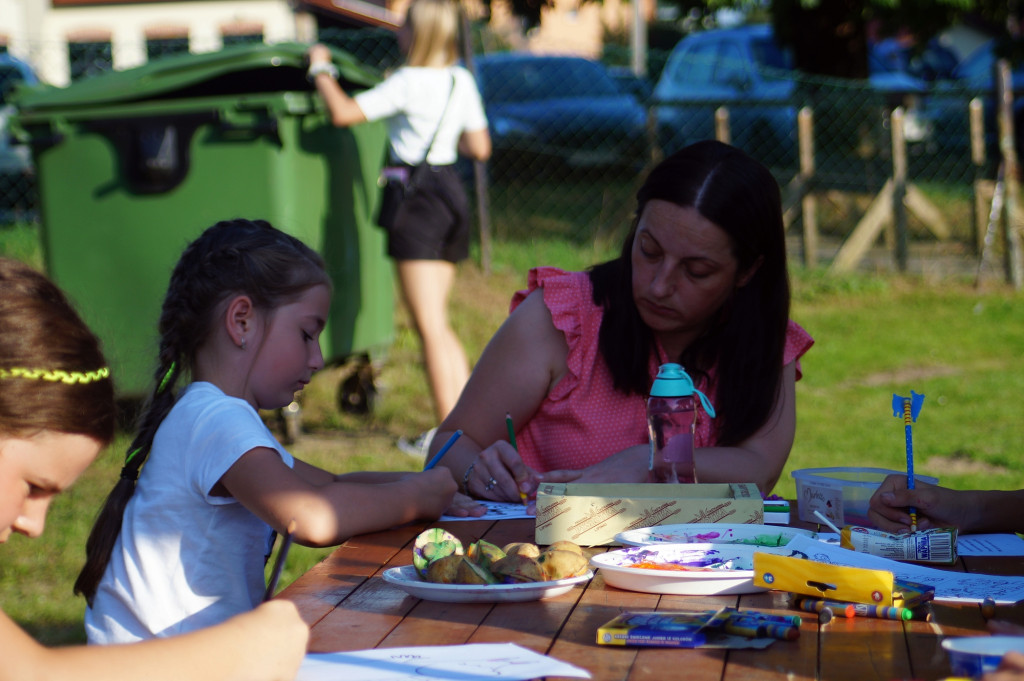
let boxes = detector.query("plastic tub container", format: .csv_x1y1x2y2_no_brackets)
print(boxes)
942,636,1024,678
791,467,939,527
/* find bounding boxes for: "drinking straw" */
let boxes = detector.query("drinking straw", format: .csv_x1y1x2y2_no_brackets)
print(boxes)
263,519,296,602
813,509,842,535
892,391,925,532
423,429,463,471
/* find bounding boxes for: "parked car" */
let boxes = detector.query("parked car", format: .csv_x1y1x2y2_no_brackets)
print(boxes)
0,53,40,222
473,53,648,173
917,39,1024,161
652,24,932,170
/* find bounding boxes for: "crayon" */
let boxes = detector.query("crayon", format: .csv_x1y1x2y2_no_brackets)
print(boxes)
263,519,296,602
739,609,802,627
796,597,912,621
724,617,800,641
982,597,997,620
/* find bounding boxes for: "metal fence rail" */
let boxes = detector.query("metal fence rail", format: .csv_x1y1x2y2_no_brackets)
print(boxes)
2,31,1016,279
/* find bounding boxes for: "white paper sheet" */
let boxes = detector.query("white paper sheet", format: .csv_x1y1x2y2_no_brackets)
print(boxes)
785,534,1024,604
957,533,1024,556
440,501,533,522
296,642,591,681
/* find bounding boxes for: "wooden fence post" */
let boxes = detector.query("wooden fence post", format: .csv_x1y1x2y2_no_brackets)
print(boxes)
970,98,989,255
798,107,817,268
996,59,1023,288
891,108,909,271
715,107,731,145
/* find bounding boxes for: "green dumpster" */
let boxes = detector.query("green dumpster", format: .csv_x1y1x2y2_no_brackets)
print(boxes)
12,43,393,406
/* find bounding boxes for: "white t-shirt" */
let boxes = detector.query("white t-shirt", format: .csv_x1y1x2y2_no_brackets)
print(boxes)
355,65,488,166
85,382,294,644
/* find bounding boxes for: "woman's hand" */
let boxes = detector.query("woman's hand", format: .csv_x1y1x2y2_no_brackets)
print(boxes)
464,441,541,503
307,43,332,66
541,445,649,485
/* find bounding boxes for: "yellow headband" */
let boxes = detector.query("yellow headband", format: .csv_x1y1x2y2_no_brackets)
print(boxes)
0,366,111,384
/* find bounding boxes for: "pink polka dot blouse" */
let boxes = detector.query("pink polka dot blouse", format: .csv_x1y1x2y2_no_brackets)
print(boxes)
509,267,814,473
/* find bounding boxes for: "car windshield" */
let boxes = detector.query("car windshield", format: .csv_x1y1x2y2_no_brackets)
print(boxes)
481,59,619,103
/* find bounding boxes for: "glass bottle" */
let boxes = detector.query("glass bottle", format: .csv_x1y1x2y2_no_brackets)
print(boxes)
647,363,716,484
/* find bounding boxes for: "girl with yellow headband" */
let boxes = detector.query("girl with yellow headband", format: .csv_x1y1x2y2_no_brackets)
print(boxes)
0,256,308,681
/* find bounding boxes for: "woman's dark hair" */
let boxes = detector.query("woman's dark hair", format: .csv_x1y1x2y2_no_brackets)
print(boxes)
590,140,790,447
75,219,330,603
0,258,115,444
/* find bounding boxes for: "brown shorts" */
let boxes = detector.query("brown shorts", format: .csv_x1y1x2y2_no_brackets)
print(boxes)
386,165,470,263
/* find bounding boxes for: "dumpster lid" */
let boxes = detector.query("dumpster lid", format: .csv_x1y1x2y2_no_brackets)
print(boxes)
14,42,380,111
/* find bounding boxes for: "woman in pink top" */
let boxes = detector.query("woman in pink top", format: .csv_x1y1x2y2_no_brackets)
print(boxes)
430,140,814,504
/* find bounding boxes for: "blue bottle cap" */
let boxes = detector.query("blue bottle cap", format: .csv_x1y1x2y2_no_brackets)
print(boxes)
650,363,716,417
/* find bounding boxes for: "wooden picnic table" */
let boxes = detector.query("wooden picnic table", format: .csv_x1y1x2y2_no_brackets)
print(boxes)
279,510,1024,681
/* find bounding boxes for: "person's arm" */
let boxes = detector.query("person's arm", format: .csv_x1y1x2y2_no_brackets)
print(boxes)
432,288,568,502
459,128,491,162
689,361,797,494
868,473,1024,533
2,600,308,681
541,362,797,494
307,44,367,128
219,451,457,546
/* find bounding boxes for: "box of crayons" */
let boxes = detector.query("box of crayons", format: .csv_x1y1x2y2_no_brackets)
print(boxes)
753,552,935,609
596,608,800,648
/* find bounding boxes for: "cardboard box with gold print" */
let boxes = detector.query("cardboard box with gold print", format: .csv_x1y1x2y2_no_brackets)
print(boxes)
534,482,763,547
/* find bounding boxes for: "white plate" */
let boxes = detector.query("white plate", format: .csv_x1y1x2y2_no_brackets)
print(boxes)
381,565,593,603
591,543,800,596
615,523,817,548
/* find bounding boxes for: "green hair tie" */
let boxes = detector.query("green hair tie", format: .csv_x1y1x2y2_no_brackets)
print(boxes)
158,362,177,393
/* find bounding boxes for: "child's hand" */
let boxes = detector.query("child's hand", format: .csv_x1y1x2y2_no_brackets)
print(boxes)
233,600,309,681
984,650,1024,680
443,492,488,517
410,468,459,519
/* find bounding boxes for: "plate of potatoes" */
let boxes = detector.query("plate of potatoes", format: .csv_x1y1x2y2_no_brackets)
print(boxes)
381,531,593,603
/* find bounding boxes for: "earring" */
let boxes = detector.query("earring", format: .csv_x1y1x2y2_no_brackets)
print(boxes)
240,338,247,350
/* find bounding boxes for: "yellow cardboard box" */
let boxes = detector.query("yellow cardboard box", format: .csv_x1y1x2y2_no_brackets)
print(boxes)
534,482,763,546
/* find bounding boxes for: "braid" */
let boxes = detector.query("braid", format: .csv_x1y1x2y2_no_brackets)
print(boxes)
74,218,329,604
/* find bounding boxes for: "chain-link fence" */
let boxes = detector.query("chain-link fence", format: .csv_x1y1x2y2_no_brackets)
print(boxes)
2,29,1016,277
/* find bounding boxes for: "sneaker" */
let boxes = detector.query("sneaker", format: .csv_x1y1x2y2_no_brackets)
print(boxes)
398,427,437,461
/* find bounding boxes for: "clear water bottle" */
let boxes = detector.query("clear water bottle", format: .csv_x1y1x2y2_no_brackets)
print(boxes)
647,363,716,484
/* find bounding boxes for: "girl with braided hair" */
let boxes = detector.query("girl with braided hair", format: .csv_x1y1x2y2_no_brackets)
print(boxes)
0,257,308,681
77,219,461,644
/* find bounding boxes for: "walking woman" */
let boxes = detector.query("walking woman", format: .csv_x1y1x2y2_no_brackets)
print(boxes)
307,0,491,433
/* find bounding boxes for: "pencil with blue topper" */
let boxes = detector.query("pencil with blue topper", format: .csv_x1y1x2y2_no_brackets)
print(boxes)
892,391,925,532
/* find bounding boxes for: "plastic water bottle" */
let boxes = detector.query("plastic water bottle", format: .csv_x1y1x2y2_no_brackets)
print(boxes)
647,363,716,484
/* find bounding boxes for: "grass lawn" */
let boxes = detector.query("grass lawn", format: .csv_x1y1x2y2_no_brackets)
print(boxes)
3,226,1024,646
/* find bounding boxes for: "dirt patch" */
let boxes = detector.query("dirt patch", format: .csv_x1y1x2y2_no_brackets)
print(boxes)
857,365,961,387
923,453,1011,476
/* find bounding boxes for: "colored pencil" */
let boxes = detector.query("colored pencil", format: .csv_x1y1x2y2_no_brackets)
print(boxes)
506,412,528,506
263,519,296,602
422,429,463,471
